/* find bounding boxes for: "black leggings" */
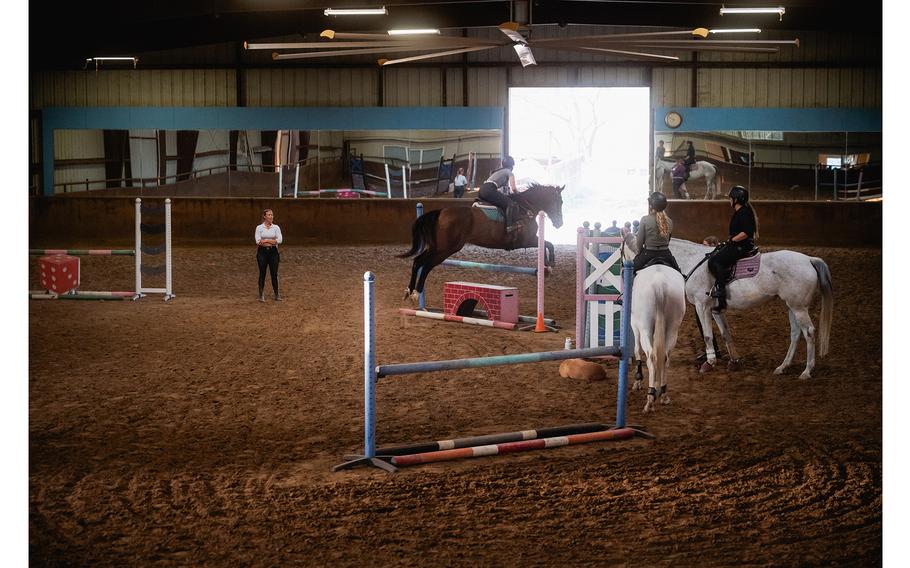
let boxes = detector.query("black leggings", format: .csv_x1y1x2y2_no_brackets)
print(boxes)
708,243,750,283
632,249,680,273
257,246,280,293
478,181,513,213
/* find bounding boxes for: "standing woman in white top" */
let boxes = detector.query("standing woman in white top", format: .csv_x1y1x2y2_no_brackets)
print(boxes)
255,209,283,302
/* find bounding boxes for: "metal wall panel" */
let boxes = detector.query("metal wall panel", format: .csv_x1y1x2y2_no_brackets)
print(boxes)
445,68,464,106
53,130,106,191
31,70,236,108
508,65,649,87
245,68,379,106
466,68,507,106
383,68,443,107
651,68,692,108
696,68,880,108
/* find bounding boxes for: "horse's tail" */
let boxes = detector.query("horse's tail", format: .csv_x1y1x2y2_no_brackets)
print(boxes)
810,257,834,357
397,210,441,258
651,283,668,387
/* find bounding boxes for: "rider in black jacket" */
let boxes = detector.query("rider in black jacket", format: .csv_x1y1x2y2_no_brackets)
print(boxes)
707,185,757,312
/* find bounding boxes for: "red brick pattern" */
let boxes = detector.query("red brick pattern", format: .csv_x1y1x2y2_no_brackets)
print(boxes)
443,281,519,324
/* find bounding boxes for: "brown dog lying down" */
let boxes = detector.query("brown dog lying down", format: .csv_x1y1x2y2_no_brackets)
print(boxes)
558,358,607,381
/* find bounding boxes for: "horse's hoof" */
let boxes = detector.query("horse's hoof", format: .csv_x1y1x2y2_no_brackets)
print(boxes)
661,395,671,406
544,266,552,276
773,365,786,375
632,380,642,391
727,360,740,372
799,370,812,380
643,401,654,413
699,361,715,374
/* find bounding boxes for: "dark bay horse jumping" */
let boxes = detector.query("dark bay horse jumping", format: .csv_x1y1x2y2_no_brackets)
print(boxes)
399,183,565,301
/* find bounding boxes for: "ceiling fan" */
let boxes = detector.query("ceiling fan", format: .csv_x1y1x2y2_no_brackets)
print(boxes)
245,23,799,66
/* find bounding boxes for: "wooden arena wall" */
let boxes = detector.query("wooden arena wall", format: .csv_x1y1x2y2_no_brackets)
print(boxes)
29,197,881,248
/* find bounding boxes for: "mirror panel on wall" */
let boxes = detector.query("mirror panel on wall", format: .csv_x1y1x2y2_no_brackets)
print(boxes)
51,128,502,198
654,130,881,201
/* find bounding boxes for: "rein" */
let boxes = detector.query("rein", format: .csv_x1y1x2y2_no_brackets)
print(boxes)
684,246,721,282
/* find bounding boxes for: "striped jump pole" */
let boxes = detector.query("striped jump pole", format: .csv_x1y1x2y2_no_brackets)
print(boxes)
28,291,134,301
333,271,643,473
376,422,611,456
29,249,134,256
390,428,637,467
399,308,517,330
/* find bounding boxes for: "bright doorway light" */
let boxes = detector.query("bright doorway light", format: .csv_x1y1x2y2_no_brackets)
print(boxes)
508,87,651,244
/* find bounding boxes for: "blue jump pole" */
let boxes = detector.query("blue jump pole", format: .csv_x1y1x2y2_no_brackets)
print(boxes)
616,260,633,429
440,259,537,275
334,271,649,473
376,345,621,378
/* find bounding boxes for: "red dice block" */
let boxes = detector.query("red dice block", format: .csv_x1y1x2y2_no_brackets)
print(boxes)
39,255,80,295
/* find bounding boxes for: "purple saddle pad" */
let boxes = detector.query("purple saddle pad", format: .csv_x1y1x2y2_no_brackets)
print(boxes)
731,253,761,281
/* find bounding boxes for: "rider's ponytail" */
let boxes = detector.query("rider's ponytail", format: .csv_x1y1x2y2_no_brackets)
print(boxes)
655,211,670,238
750,204,760,240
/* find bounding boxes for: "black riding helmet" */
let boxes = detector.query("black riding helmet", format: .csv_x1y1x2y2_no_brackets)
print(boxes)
648,191,668,212
728,185,749,206
502,155,515,169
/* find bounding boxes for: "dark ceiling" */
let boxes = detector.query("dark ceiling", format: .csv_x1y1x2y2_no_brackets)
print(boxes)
31,0,882,70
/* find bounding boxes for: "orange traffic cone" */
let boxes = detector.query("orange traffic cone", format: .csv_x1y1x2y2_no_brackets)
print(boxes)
533,312,548,333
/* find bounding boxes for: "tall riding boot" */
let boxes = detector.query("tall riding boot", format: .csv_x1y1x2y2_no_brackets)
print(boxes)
505,203,520,232
258,285,265,303
711,282,727,313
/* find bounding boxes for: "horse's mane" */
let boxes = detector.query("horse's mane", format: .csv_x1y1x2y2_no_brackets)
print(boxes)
670,237,710,252
513,183,560,211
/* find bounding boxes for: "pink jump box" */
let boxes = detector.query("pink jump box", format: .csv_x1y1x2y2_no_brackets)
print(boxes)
443,281,518,324
39,255,80,295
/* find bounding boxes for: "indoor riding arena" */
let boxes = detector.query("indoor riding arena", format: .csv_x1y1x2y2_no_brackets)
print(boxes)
27,2,886,566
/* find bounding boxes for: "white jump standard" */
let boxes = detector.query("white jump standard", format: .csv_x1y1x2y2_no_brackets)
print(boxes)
29,198,174,301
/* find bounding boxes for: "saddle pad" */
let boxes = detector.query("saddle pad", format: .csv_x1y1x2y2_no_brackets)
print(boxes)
731,253,761,281
472,202,503,222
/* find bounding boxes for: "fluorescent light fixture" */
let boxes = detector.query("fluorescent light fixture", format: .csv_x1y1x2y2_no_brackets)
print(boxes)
719,6,786,18
324,6,387,16
709,28,762,33
84,56,139,69
388,28,440,35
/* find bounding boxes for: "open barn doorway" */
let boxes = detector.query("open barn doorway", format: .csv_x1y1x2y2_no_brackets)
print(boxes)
508,87,650,244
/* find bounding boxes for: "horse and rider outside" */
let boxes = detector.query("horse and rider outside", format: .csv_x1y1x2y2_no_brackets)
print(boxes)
708,185,758,312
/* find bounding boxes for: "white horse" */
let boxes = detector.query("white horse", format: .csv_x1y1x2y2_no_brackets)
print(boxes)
654,160,718,199
621,233,687,412
669,238,833,379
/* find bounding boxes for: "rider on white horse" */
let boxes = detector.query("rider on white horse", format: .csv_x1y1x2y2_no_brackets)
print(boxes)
708,185,758,313
683,140,696,180
633,192,681,274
